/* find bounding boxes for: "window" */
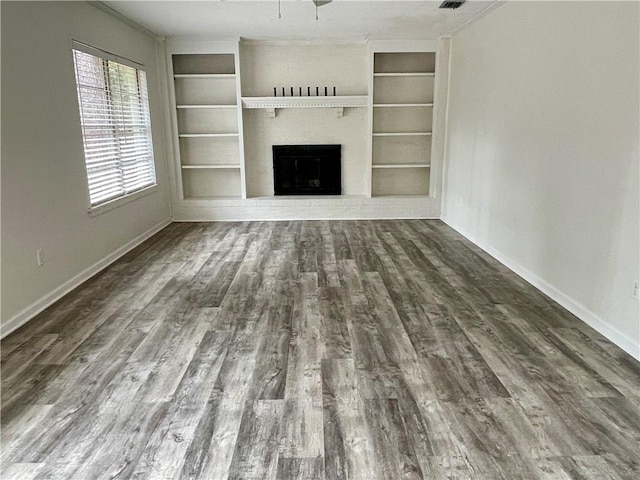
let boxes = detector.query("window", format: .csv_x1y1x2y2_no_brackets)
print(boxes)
72,41,156,208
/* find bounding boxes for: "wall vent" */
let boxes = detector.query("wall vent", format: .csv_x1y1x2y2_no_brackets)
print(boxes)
439,1,466,9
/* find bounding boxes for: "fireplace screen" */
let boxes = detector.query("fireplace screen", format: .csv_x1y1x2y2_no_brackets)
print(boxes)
273,144,341,195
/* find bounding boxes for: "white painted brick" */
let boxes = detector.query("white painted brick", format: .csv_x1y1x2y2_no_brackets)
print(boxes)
172,194,439,221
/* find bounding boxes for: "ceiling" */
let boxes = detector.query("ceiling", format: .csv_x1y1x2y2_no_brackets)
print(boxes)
101,0,497,41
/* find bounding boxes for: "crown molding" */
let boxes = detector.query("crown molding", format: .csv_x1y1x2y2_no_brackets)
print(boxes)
91,1,164,41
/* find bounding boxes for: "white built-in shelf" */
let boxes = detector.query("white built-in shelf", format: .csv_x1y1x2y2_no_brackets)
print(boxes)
371,51,436,197
373,132,432,137
172,52,244,201
179,133,239,138
372,163,431,169
174,73,236,79
181,164,241,170
176,104,237,109
374,72,435,77
373,103,433,107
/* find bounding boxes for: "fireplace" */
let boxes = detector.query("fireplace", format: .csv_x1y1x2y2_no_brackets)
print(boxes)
273,144,341,195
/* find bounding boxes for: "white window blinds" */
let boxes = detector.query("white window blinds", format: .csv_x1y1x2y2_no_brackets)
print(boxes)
72,42,156,207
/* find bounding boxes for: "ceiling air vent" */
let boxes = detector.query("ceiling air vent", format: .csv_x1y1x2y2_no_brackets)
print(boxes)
439,1,466,9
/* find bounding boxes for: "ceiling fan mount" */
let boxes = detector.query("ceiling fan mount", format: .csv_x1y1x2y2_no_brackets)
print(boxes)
277,0,334,20
312,0,333,19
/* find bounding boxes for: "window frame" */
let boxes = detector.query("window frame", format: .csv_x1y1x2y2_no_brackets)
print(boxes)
71,40,157,215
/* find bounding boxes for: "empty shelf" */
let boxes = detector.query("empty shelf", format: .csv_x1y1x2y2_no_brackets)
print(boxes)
373,132,432,137
373,72,435,77
178,133,239,138
181,164,241,169
176,104,237,109
174,73,236,79
372,163,430,169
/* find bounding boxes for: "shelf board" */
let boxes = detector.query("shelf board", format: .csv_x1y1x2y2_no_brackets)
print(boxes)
241,95,369,109
176,104,237,109
178,133,239,138
174,73,236,79
181,164,241,170
373,132,432,137
372,163,431,169
373,72,435,77
371,194,431,199
373,103,433,107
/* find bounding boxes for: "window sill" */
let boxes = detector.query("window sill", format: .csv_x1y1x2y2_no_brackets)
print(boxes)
88,184,158,217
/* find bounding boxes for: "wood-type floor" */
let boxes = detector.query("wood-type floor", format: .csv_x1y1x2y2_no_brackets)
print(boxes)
1,220,639,480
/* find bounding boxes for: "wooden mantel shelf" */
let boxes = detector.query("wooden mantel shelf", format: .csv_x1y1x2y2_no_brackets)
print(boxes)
241,95,368,117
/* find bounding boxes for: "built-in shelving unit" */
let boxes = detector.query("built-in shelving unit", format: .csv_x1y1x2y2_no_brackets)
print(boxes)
370,51,436,197
171,52,245,199
165,39,446,220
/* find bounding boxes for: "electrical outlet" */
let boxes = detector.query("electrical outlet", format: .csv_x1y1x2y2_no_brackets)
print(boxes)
633,281,639,300
36,248,45,267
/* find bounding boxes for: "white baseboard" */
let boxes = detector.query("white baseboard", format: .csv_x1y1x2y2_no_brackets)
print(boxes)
1,218,172,339
442,217,639,361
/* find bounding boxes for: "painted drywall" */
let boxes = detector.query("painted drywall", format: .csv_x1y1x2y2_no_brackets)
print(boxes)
240,43,369,197
443,2,639,357
1,2,172,331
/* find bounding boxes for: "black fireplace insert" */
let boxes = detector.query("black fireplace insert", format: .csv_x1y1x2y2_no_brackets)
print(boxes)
273,144,341,195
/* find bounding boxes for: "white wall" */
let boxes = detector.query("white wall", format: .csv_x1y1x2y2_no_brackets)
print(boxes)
443,1,639,358
240,43,369,197
1,1,172,332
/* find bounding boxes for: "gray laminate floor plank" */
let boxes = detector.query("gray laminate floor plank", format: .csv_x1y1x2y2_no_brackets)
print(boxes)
2,220,638,479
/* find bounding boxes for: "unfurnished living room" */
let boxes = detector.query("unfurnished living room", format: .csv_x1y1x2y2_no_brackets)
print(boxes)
1,1,638,479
